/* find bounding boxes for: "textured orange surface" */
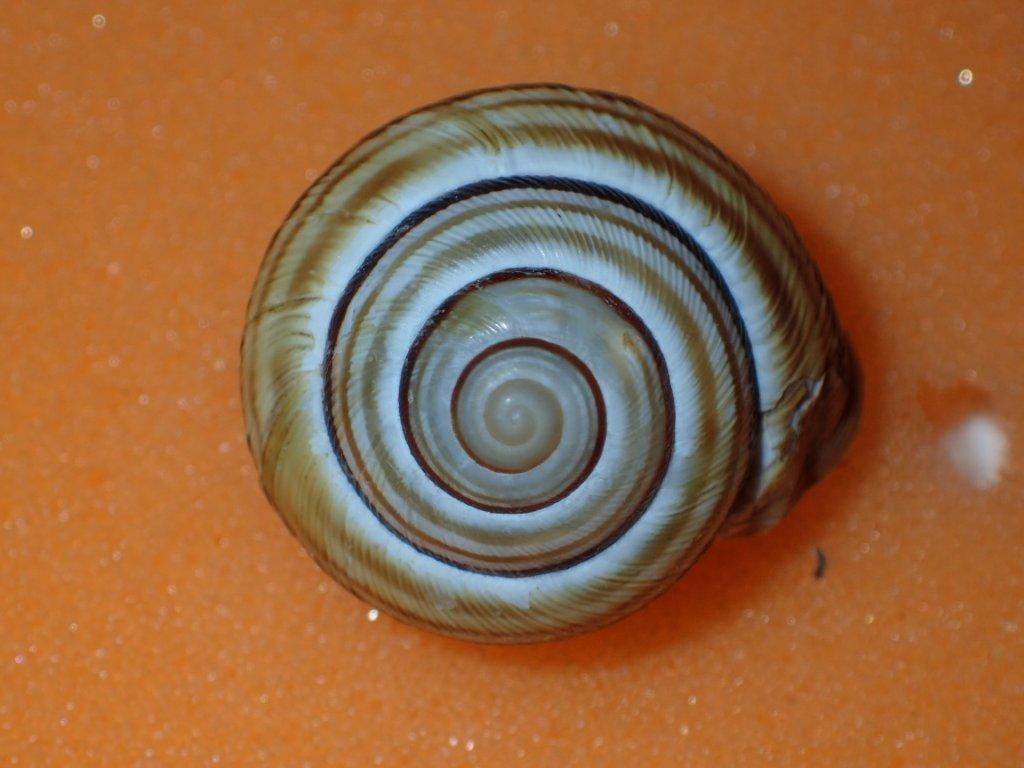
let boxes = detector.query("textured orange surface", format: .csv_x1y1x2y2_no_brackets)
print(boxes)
2,2,1022,765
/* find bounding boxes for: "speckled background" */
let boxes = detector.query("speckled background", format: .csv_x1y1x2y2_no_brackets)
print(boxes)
1,2,1022,765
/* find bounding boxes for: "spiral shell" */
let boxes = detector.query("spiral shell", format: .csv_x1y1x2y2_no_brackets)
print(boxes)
241,85,860,642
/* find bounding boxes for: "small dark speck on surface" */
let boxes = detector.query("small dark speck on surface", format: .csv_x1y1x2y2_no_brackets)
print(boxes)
814,547,827,580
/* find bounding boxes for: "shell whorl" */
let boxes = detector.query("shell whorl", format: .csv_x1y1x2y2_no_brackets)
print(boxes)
241,85,860,642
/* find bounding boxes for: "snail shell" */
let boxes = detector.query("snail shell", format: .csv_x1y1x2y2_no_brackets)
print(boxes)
241,85,860,642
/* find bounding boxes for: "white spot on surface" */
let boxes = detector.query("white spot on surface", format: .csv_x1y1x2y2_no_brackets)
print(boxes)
943,412,1007,489
366,608,379,622
957,68,974,87
20,225,33,239
92,14,106,29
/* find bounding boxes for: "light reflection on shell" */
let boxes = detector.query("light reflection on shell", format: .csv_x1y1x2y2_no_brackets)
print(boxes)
241,84,861,642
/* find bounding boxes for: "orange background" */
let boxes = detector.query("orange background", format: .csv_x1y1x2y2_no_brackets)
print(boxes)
2,1,1022,765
